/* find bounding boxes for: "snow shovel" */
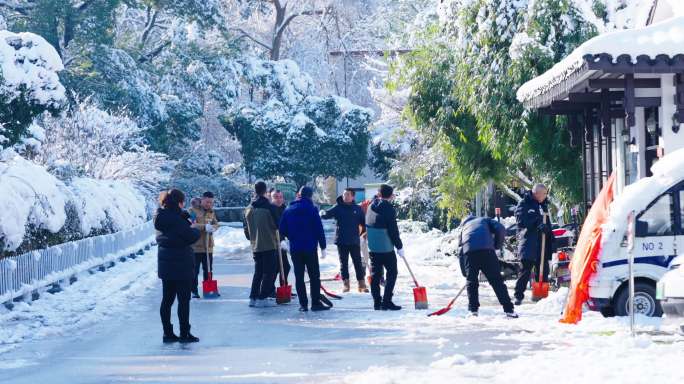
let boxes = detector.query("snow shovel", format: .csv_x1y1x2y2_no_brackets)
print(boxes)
400,253,428,310
320,283,342,300
428,285,467,317
531,213,550,301
202,233,220,298
275,231,292,304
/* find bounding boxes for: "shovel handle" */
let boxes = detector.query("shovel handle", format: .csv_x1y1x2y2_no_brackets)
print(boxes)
400,253,420,288
276,231,286,286
539,213,547,282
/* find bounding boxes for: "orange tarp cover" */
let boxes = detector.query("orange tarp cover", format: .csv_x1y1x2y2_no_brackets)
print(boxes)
560,172,616,324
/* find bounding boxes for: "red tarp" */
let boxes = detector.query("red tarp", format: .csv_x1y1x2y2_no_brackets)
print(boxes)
560,172,616,324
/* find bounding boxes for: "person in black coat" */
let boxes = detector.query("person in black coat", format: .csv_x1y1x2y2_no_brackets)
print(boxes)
155,189,201,343
458,215,517,317
513,184,555,305
320,188,367,293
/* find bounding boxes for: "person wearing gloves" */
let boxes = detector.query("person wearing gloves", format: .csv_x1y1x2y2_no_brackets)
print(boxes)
244,182,280,308
270,189,291,287
513,183,555,305
458,215,517,318
320,188,368,293
189,191,219,298
279,186,329,312
155,189,201,343
365,184,403,311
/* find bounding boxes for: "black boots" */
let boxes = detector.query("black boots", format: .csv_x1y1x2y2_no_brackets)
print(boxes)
179,333,200,343
381,301,402,311
163,324,180,343
311,302,331,311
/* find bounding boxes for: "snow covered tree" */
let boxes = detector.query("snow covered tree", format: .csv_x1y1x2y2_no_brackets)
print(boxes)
220,59,371,186
0,30,66,148
33,99,170,191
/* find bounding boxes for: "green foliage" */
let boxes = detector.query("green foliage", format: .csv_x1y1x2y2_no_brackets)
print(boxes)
391,0,600,215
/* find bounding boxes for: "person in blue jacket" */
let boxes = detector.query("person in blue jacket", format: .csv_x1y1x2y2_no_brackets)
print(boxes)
279,186,329,312
513,184,555,305
320,188,367,293
458,215,517,318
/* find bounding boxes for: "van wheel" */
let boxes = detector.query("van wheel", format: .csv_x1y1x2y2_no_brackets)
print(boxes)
600,306,615,317
614,282,663,317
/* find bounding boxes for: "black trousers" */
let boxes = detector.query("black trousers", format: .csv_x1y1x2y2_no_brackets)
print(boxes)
464,249,514,313
291,250,321,308
160,279,192,335
369,251,398,305
514,258,550,300
338,244,365,281
193,252,213,294
250,250,277,300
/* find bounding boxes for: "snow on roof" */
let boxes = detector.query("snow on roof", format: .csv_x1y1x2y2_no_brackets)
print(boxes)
517,16,684,107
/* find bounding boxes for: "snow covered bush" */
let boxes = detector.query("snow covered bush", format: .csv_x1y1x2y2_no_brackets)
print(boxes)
0,149,67,251
223,59,373,187
0,147,150,254
33,99,171,192
0,30,66,149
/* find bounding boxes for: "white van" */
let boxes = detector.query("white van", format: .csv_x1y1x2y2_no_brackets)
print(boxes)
587,150,684,317
657,254,684,331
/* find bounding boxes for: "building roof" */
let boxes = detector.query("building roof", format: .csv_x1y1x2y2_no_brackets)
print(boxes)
517,16,684,108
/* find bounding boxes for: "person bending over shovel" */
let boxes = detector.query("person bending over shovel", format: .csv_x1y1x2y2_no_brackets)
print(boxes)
458,215,518,318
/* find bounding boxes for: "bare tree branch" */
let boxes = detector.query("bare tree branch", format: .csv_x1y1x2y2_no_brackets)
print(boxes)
138,40,171,63
140,6,160,46
229,27,272,51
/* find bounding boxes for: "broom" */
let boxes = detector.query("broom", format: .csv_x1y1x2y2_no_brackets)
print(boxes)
202,232,220,298
531,213,550,301
275,231,292,304
399,252,428,310
428,285,467,317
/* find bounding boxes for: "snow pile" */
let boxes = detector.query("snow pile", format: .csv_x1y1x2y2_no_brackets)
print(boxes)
517,16,684,104
0,245,158,355
0,149,67,250
0,30,65,108
68,178,147,235
0,148,148,251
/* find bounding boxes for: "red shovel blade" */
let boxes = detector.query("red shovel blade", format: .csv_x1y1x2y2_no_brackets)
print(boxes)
276,284,292,304
202,277,219,298
413,286,429,310
428,297,457,317
321,284,342,300
531,282,549,301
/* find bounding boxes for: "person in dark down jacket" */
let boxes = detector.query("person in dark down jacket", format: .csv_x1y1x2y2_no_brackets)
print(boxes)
280,186,328,312
244,181,279,308
365,184,403,311
320,188,368,293
154,189,201,343
270,188,291,288
513,183,555,305
458,215,517,318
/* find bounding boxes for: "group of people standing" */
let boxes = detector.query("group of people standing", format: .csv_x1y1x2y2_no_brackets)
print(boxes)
243,182,405,312
152,179,553,342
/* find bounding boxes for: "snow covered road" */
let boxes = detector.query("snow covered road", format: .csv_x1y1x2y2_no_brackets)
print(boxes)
1,224,684,383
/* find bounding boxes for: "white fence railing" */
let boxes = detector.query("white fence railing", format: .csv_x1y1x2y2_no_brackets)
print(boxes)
0,221,155,305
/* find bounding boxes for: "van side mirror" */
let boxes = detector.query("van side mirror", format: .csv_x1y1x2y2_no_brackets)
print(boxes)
635,220,649,237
